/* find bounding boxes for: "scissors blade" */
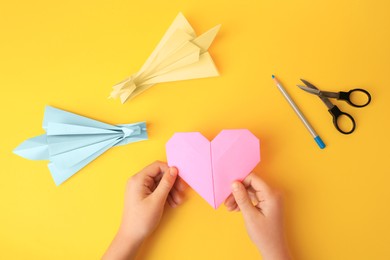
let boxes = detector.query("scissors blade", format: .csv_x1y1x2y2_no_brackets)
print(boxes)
299,79,335,110
297,85,340,99
300,79,340,98
300,79,319,90
297,85,321,95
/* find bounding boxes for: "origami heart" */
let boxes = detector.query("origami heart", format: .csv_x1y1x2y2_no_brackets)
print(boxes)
166,129,260,209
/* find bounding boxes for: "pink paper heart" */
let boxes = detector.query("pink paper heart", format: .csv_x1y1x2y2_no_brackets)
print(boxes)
166,129,260,209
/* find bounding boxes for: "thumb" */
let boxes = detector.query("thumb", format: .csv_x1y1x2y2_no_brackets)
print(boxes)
232,181,257,216
153,167,178,203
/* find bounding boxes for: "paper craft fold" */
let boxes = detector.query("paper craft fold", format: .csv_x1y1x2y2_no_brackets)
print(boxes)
166,129,260,209
110,12,221,103
13,106,148,185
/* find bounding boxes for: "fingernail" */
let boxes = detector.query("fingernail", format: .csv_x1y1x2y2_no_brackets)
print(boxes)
232,182,239,192
169,167,177,177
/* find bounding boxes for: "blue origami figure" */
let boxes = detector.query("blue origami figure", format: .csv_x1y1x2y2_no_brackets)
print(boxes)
13,106,147,185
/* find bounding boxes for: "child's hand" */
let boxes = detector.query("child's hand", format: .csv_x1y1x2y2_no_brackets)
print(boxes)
120,161,187,241
103,161,187,260
224,173,291,260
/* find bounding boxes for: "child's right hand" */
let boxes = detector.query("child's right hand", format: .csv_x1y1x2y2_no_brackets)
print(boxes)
224,173,291,260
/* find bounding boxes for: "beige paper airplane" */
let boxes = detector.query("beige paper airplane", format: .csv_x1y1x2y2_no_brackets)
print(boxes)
110,12,221,103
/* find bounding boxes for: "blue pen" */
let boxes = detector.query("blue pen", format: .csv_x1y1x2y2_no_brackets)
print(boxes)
272,75,326,149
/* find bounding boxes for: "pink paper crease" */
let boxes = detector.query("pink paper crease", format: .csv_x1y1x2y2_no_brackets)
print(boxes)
166,129,260,209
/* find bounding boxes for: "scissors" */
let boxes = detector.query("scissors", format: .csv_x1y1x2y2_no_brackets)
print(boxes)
297,79,371,135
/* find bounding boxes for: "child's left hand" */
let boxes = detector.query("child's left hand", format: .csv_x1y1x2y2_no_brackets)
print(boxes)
120,161,187,241
103,161,187,260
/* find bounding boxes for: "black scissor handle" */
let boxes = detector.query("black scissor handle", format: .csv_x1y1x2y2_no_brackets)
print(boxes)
328,106,356,134
338,89,371,107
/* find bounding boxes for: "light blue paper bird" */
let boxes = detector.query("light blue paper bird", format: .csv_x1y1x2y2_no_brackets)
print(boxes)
13,106,147,185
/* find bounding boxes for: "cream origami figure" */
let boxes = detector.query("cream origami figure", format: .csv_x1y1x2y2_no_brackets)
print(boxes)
110,12,221,103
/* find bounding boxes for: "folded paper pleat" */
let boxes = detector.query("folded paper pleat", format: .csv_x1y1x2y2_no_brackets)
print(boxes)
110,12,220,103
13,106,148,185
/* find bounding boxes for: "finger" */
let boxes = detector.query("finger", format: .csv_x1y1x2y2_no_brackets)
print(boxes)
154,172,163,184
143,175,157,192
169,186,185,206
173,176,188,192
225,191,258,211
242,172,272,195
152,167,178,203
231,181,257,217
167,196,177,208
227,202,240,212
226,201,238,211
139,161,169,179
224,194,236,208
248,190,260,206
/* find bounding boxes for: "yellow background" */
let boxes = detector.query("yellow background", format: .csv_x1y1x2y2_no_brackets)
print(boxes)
1,0,389,259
